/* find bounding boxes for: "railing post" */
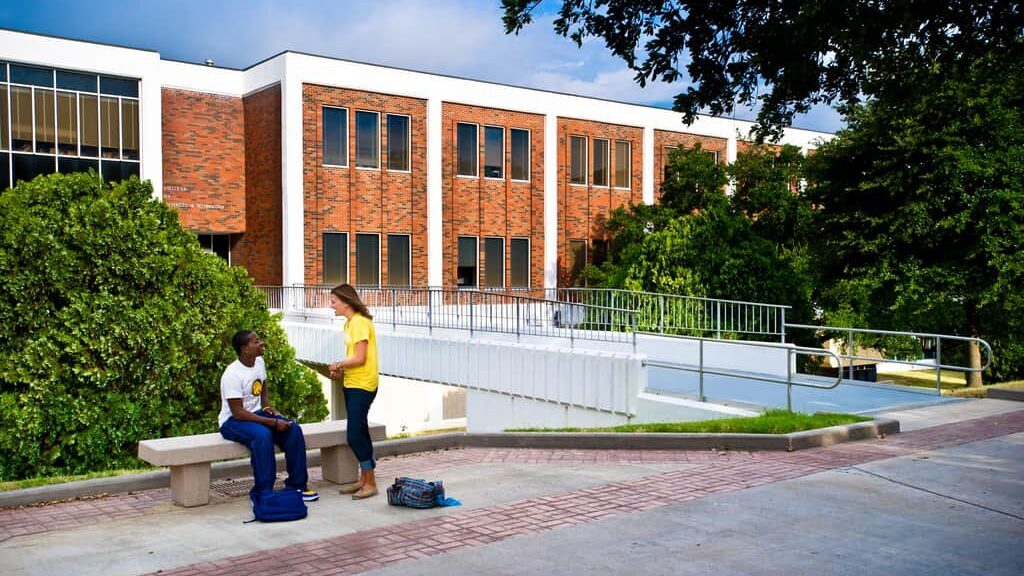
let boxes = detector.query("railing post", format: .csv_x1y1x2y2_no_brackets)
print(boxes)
698,338,705,402
780,307,787,343
660,294,665,334
391,288,397,330
516,297,521,342
715,300,721,339
611,291,616,332
848,327,855,381
427,288,434,335
935,337,942,395
469,290,475,337
786,348,793,412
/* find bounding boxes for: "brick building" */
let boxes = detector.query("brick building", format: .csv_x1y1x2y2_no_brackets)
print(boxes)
0,30,830,289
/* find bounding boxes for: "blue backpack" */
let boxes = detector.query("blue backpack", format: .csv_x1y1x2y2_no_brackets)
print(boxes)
247,489,308,522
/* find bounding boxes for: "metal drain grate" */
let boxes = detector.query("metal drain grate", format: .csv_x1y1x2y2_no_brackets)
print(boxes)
211,475,285,497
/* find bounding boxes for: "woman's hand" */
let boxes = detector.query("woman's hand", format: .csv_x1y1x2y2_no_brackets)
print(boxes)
329,362,343,379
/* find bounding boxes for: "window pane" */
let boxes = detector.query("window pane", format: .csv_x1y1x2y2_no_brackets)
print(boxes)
387,115,409,171
569,240,587,286
355,111,379,168
483,126,503,178
483,237,504,287
13,153,55,184
323,107,347,166
457,236,477,287
593,138,609,186
34,88,55,154
457,123,477,176
663,146,678,180
0,153,9,191
99,76,138,98
592,239,609,266
355,233,380,285
10,86,33,152
323,232,348,285
614,141,630,188
570,136,587,184
58,156,98,175
56,91,78,156
197,234,230,262
79,95,98,157
510,238,529,287
10,65,52,87
387,234,410,286
510,128,529,181
57,70,97,92
121,99,139,160
0,86,8,152
100,96,119,158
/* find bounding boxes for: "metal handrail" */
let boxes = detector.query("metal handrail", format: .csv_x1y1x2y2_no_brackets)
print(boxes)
642,335,843,411
784,323,993,394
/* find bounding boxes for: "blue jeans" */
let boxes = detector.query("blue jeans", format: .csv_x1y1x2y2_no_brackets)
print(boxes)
343,387,378,470
220,410,308,497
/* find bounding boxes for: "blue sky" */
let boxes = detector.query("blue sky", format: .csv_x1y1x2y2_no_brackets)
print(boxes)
0,0,842,133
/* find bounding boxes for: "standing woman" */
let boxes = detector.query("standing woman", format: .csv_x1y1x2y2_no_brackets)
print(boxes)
328,284,380,499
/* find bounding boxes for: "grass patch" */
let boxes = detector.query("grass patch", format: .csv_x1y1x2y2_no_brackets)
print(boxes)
508,409,871,435
946,380,1024,398
0,467,153,492
388,426,466,440
877,369,967,390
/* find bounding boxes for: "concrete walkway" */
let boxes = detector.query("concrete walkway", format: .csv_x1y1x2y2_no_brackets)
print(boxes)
1,399,1022,576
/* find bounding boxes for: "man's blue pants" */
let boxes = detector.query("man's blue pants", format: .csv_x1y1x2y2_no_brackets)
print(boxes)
220,410,308,496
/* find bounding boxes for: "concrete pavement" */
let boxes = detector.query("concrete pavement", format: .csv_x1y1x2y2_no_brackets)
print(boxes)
1,399,1021,576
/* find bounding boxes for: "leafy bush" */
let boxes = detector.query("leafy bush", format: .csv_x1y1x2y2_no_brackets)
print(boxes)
0,173,326,480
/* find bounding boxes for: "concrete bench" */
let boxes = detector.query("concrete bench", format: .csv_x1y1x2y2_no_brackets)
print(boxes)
138,419,386,507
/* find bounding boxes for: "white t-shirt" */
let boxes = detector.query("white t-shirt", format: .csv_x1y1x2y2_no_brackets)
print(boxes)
218,357,267,428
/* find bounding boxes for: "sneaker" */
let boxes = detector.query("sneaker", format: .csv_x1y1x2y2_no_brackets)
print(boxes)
298,489,319,502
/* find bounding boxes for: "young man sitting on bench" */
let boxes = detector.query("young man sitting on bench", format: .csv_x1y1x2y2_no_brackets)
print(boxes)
218,330,319,502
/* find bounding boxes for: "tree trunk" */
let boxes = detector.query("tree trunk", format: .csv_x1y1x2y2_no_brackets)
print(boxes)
967,339,983,388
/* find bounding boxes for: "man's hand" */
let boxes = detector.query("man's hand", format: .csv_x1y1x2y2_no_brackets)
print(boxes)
270,417,292,431
263,406,279,416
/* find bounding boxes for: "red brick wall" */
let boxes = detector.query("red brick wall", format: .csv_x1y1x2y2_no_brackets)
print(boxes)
441,103,545,289
558,118,642,285
653,130,729,201
302,84,428,286
235,84,282,285
161,88,246,233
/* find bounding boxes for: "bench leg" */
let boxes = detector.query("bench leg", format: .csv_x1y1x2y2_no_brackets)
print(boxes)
320,446,358,485
169,463,211,507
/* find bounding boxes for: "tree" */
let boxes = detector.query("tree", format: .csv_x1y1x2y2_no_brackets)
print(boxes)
0,173,326,480
804,52,1024,385
589,144,814,329
502,0,1024,139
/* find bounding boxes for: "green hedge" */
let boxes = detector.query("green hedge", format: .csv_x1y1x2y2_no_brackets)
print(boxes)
0,173,326,481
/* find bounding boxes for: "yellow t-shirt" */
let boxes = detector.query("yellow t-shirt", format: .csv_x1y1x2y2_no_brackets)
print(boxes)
343,313,379,392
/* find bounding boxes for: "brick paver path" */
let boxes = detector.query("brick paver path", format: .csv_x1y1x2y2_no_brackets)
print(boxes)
2,409,1021,575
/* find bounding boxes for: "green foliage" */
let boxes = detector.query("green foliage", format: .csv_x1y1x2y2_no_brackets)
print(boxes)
805,52,1024,381
591,144,815,329
0,173,326,481
503,0,1023,140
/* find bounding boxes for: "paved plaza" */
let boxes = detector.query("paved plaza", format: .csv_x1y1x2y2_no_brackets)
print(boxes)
1,400,1022,576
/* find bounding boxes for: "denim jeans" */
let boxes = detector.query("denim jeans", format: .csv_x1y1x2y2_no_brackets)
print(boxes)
343,387,378,470
220,410,308,496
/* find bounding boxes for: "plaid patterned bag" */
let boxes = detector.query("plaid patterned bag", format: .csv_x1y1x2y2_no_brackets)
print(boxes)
386,476,445,509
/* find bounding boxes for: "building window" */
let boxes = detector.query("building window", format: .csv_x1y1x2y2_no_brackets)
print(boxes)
355,111,379,169
1,64,138,185
457,236,478,287
323,232,348,285
355,233,380,285
614,140,630,188
510,238,530,287
510,128,529,181
593,138,609,187
592,239,609,267
704,149,719,164
569,239,588,286
387,234,411,286
663,145,678,180
483,237,504,288
197,234,231,264
457,122,477,177
483,125,504,179
323,107,348,167
570,135,587,185
386,114,410,172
